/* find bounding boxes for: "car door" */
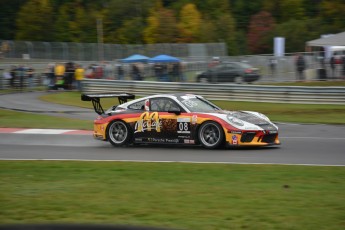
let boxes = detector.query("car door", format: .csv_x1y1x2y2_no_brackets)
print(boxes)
146,97,191,144
222,63,238,82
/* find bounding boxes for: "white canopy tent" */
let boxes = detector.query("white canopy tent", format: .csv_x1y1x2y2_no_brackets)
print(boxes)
306,31,345,47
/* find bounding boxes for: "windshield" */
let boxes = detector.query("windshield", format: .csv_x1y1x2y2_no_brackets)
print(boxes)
178,95,221,112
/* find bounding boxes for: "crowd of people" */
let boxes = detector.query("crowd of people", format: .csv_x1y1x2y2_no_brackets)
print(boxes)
43,61,186,91
3,65,35,90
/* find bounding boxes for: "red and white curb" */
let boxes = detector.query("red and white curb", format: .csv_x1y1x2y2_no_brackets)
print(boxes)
0,128,93,135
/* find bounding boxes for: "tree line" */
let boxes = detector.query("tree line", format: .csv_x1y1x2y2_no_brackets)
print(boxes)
0,0,344,55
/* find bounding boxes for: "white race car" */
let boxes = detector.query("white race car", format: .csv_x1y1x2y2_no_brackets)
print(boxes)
82,93,280,149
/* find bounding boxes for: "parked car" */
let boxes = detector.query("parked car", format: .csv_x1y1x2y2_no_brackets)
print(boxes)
81,92,280,149
197,62,260,83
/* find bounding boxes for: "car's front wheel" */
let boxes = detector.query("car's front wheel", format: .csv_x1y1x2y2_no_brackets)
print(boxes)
198,121,224,149
107,120,131,147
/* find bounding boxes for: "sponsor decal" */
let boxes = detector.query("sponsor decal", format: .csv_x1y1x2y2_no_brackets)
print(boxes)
192,115,198,125
135,138,143,142
147,138,179,143
184,139,195,144
232,135,238,145
230,130,242,134
268,130,277,134
135,112,162,133
177,117,191,134
178,135,191,139
144,99,150,111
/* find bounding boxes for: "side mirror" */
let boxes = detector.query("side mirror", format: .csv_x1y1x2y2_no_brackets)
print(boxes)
168,108,181,115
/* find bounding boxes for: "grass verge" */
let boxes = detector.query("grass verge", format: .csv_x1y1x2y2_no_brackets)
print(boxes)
1,161,344,230
0,109,92,130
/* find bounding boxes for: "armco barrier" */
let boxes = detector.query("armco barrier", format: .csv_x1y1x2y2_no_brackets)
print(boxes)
81,79,345,105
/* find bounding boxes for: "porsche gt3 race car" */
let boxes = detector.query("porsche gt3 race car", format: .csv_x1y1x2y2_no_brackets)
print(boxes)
81,93,280,149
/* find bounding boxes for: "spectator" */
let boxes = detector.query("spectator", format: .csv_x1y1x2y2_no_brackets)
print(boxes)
46,63,55,90
131,64,142,81
295,54,306,81
117,64,124,80
65,62,75,90
9,65,16,88
268,58,277,77
16,65,25,91
55,63,65,88
74,64,84,91
26,66,34,89
330,55,336,79
154,63,163,81
104,62,114,79
171,62,181,82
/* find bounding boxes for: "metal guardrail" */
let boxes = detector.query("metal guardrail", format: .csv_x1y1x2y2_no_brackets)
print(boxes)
82,79,345,105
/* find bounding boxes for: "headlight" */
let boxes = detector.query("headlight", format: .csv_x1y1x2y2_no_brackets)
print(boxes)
227,115,244,126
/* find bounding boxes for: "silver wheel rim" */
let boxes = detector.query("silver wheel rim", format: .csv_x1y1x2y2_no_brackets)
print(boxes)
109,121,128,144
234,76,242,84
200,123,221,147
200,78,208,83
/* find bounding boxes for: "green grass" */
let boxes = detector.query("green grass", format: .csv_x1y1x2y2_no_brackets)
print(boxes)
0,109,92,130
40,92,345,125
1,161,345,230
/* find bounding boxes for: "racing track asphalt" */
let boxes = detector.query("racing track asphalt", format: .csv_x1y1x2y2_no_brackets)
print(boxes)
0,91,95,120
0,91,345,166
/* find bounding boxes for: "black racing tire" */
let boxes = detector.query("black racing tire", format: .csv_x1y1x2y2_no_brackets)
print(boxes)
198,121,225,149
107,120,131,147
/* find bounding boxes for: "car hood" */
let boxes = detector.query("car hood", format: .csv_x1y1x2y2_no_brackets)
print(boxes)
218,110,268,125
203,110,277,131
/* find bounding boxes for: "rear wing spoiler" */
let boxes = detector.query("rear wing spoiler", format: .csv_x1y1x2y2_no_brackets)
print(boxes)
81,93,135,115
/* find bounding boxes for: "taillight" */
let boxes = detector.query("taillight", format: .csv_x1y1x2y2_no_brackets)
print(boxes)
245,69,252,73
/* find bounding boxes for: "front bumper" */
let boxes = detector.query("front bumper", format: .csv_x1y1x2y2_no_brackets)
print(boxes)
226,130,280,146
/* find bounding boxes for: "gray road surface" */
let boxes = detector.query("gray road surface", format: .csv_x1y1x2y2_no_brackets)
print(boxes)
0,91,344,166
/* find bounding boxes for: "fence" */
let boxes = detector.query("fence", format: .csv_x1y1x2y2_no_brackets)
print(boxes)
0,40,227,61
1,40,343,84
81,79,345,105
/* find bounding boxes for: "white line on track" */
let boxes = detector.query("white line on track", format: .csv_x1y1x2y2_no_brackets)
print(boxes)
14,129,75,134
1,158,344,167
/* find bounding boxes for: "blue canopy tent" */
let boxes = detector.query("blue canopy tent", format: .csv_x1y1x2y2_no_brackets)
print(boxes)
149,54,180,63
121,54,149,63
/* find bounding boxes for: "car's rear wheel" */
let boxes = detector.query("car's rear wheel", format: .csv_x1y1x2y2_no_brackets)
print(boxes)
198,121,224,149
107,120,131,147
234,76,243,84
198,77,209,83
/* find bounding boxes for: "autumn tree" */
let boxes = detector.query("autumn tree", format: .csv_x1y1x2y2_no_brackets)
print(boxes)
177,3,201,43
319,0,345,32
15,0,54,41
144,5,179,43
247,11,275,54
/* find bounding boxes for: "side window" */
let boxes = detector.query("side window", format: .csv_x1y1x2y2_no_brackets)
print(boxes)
150,98,180,112
128,100,145,110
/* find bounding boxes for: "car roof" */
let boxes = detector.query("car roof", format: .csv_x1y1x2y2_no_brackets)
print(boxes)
119,93,202,108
